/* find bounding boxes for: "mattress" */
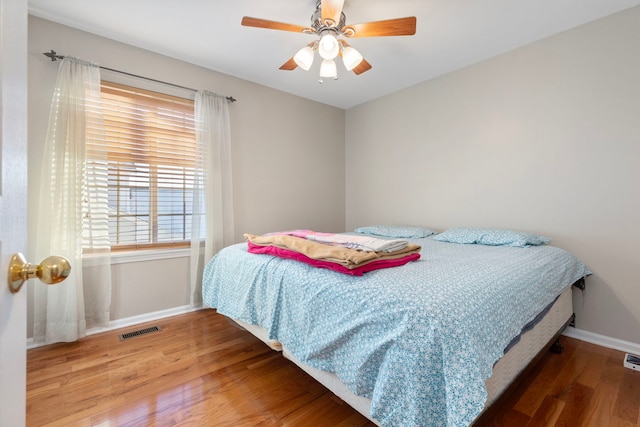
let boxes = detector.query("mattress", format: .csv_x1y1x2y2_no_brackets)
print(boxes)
229,286,573,425
203,235,590,425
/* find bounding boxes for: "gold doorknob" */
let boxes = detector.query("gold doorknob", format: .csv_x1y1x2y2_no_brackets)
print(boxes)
7,253,71,294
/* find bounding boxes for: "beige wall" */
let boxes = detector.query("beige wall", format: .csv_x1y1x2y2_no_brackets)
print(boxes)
346,7,640,345
28,7,640,348
27,16,346,332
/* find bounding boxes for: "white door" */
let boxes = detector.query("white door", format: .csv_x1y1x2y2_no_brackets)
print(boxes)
0,0,28,425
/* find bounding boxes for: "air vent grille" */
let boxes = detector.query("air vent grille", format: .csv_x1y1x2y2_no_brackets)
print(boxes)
624,353,640,371
119,326,161,341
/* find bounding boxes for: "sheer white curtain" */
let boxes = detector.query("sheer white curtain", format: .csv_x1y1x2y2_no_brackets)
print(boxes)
190,91,234,307
33,57,112,344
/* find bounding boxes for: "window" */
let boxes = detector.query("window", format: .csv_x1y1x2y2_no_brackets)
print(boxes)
88,82,199,250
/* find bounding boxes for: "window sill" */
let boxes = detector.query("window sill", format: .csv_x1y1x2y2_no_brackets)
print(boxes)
83,247,191,266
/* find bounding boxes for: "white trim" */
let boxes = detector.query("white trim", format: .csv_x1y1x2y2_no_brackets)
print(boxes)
562,326,640,355
27,304,203,349
110,248,190,264
82,247,190,267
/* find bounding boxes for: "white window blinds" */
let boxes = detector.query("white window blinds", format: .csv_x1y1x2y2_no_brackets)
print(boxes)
89,81,199,250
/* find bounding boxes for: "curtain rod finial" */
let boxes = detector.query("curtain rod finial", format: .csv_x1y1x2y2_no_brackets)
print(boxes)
43,50,62,61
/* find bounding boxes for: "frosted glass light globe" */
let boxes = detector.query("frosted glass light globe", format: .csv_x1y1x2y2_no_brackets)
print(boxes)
293,46,314,71
319,59,337,78
318,34,339,60
342,46,363,71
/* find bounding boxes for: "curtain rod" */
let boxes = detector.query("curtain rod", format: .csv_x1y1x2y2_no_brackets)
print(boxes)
43,50,237,103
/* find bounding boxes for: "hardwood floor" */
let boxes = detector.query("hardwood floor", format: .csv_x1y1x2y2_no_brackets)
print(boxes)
475,336,640,427
27,310,640,426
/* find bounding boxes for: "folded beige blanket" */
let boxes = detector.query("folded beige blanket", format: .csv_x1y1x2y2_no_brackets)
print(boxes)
244,233,421,269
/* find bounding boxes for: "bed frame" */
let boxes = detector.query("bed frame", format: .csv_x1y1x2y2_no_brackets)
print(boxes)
228,286,575,425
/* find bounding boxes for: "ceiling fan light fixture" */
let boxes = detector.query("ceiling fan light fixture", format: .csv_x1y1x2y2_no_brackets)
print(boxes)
319,59,337,78
241,3,417,79
318,33,340,60
293,46,314,71
342,46,363,71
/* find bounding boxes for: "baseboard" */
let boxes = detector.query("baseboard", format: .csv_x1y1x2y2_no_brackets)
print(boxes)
562,326,640,355
27,304,203,349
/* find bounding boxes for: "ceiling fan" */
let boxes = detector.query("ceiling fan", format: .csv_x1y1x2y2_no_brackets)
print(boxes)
241,0,416,81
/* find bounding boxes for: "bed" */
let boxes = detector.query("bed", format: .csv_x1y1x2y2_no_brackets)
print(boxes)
202,228,590,426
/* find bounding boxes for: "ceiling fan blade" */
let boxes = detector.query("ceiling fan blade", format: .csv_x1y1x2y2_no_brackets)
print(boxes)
279,57,298,71
352,58,372,75
321,0,345,26
241,16,315,34
343,17,417,37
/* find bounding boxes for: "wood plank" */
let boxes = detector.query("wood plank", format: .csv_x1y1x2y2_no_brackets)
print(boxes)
582,348,625,427
512,337,580,416
615,366,640,424
574,341,611,389
474,408,530,427
554,382,594,426
546,340,595,402
281,394,373,427
525,395,565,427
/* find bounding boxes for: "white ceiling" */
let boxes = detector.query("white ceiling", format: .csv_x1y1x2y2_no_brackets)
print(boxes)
28,0,640,109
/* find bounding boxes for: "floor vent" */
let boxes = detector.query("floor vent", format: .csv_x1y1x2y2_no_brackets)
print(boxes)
119,326,161,341
624,353,640,371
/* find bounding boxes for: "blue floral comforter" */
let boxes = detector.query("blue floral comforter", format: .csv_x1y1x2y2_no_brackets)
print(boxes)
202,236,590,426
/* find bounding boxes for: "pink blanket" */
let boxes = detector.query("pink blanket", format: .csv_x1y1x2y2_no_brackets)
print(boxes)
247,241,420,276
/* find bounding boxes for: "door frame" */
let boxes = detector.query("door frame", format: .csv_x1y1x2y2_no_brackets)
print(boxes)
0,0,29,425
